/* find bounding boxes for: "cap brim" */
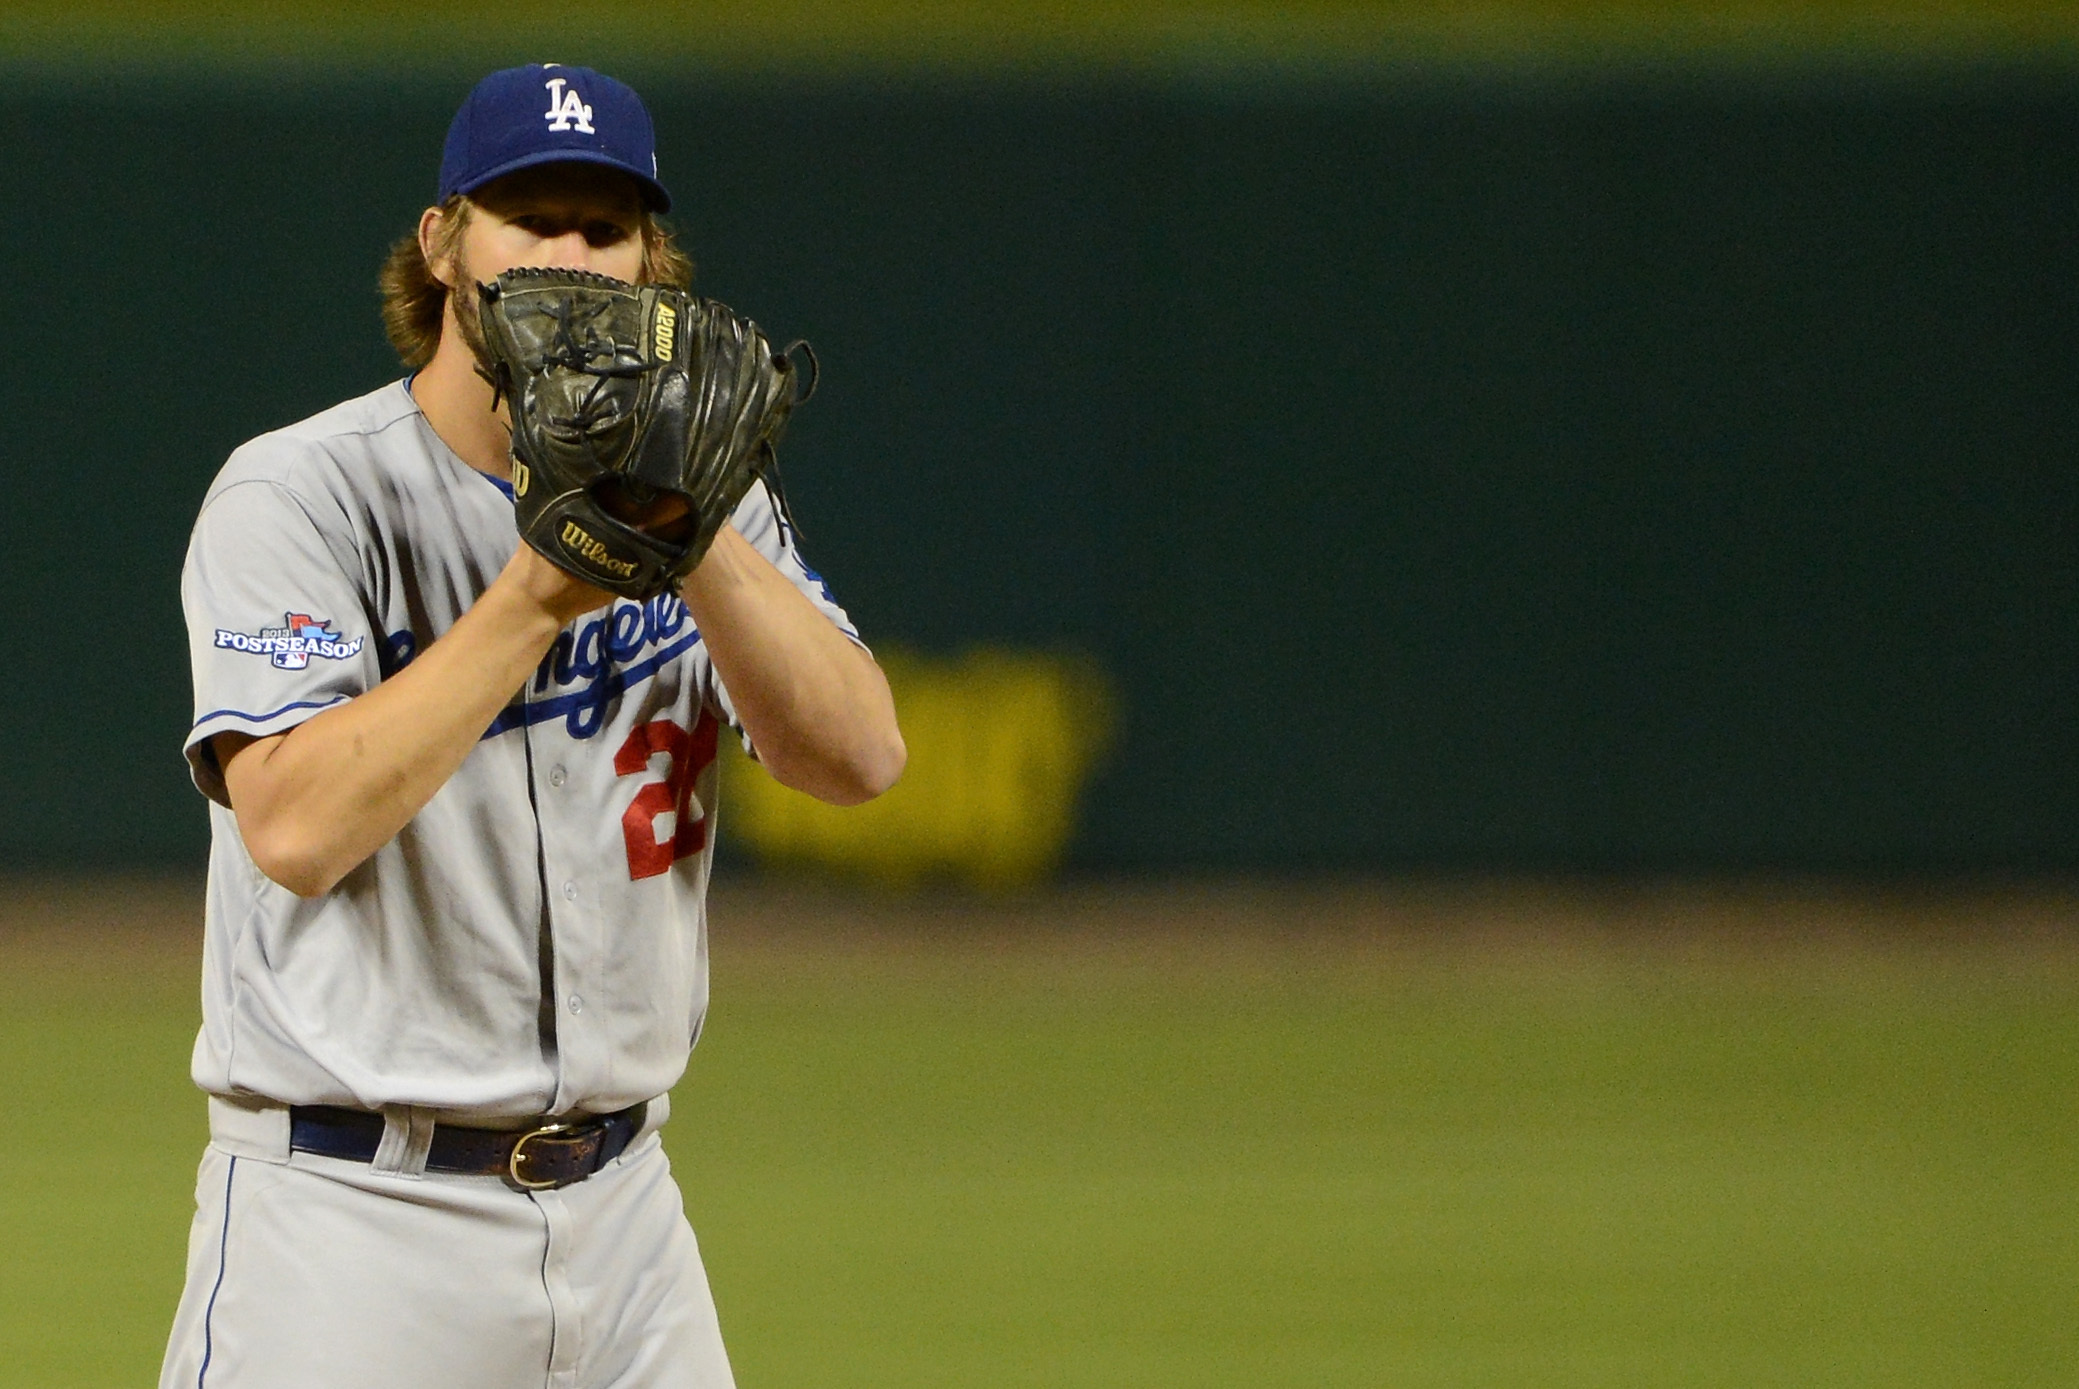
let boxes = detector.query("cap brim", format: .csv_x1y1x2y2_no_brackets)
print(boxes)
453,148,671,213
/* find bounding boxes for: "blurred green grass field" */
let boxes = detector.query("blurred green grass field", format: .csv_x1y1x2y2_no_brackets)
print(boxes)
3,879,2075,1386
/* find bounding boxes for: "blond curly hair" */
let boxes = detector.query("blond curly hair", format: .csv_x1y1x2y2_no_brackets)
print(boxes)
377,196,695,369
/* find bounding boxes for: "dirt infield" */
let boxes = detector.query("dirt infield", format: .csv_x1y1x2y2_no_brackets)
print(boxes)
710,873,2079,949
11,871,2073,969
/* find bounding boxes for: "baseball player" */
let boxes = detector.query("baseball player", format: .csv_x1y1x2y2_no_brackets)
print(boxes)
158,65,903,1389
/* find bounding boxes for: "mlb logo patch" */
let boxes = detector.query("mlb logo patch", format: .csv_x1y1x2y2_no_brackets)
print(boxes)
215,612,365,670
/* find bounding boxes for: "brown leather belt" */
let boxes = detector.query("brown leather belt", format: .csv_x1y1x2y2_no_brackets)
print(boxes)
288,1102,647,1191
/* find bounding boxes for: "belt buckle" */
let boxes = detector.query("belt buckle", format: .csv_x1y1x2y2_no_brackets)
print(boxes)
508,1122,586,1191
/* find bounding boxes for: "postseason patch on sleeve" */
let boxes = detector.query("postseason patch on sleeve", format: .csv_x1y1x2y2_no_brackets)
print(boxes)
214,612,366,671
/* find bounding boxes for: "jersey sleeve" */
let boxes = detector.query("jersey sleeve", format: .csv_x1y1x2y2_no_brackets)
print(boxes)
705,480,869,753
182,477,379,806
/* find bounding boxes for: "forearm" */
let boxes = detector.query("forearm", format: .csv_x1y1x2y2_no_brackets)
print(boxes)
224,551,597,895
681,527,905,805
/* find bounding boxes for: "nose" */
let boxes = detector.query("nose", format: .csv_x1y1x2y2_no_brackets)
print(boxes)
536,230,597,271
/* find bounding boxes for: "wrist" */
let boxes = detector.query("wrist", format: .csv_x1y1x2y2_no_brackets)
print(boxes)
679,526,754,601
494,545,616,628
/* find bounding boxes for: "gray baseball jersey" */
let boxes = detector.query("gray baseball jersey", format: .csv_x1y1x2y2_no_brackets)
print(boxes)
180,377,858,1121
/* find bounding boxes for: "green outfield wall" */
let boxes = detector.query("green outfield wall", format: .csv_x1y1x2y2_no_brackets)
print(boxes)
2,57,2073,874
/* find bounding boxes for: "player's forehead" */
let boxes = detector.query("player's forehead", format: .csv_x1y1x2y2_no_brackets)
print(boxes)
470,163,647,221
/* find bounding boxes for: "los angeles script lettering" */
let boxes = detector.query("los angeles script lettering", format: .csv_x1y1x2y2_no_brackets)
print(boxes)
532,591,691,690
382,591,697,740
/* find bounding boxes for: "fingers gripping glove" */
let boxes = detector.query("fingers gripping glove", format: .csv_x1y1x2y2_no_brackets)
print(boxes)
477,267,810,600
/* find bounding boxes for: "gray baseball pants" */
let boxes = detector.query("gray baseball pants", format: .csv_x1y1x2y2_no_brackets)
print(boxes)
158,1102,734,1389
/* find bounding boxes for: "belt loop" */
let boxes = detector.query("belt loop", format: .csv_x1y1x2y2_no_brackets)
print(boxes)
371,1105,437,1178
635,1092,669,1147
208,1093,292,1163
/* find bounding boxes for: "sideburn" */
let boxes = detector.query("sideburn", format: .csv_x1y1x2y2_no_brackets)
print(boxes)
446,260,500,385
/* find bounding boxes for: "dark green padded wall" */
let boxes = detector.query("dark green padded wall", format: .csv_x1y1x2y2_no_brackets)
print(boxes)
2,71,2072,871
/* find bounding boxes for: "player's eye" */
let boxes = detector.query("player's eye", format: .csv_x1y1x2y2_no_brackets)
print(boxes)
585,221,632,248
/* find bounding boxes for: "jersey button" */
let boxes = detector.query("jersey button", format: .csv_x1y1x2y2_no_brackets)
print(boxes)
561,881,578,900
567,994,584,1015
549,766,567,788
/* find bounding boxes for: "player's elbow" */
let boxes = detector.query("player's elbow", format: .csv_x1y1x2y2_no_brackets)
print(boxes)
774,726,906,807
238,814,352,898
840,726,907,805
248,842,348,900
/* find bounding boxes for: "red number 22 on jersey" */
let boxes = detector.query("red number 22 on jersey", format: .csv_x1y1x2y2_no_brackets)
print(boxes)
614,713,719,880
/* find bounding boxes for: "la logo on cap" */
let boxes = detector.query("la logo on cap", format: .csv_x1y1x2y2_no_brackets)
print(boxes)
437,63,671,210
544,75,595,134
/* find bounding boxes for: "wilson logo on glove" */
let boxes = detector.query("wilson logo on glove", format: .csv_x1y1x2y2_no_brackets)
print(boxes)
560,520,641,579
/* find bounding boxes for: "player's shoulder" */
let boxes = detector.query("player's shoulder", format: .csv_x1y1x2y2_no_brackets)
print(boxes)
205,380,428,505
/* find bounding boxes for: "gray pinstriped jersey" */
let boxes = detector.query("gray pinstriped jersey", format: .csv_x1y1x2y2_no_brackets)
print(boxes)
180,380,858,1120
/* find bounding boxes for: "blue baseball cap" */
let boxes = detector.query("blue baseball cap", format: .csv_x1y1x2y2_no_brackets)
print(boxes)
439,63,671,212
